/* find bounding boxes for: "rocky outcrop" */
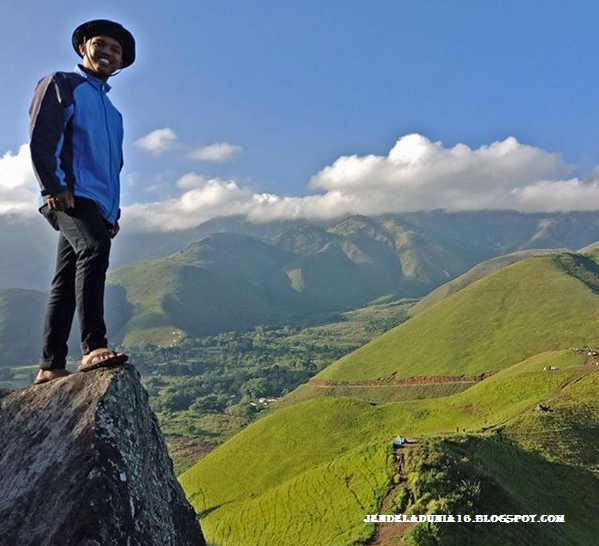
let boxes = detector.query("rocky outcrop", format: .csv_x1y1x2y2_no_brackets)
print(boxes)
0,365,206,546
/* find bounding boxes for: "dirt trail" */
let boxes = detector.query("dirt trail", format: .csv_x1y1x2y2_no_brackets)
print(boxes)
367,444,417,546
310,372,493,388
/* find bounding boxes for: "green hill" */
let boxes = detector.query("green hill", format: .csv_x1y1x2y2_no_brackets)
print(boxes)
316,252,599,382
180,250,599,546
408,248,563,317
103,212,599,347
108,234,295,346
0,285,133,368
180,351,599,545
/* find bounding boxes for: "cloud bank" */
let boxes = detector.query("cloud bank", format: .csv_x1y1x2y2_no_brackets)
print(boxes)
123,134,599,232
5,134,599,232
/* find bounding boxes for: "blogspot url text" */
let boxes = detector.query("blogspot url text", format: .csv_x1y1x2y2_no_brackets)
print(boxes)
363,514,565,523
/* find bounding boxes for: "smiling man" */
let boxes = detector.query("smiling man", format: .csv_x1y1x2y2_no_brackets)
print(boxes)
29,20,136,384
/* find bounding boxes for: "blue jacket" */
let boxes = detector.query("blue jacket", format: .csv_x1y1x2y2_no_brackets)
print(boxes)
29,65,123,225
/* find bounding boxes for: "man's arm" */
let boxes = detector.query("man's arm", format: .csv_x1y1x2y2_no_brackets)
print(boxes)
29,74,73,201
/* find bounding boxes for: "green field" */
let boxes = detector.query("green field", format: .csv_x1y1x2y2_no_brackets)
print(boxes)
181,251,599,546
199,441,391,546
396,434,599,545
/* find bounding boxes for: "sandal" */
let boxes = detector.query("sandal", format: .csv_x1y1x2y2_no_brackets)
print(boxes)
78,348,129,372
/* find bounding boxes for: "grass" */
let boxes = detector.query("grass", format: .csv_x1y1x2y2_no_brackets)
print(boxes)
462,434,599,545
400,435,599,545
180,350,596,546
199,441,391,546
408,249,561,317
317,254,599,381
280,350,583,413
278,381,472,408
505,368,599,472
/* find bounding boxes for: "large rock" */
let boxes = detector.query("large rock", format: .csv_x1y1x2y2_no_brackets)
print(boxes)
0,365,206,546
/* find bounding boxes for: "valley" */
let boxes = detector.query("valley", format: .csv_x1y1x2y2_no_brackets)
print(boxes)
2,211,599,545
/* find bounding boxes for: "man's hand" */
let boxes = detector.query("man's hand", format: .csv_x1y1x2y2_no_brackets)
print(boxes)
46,190,75,211
108,220,120,239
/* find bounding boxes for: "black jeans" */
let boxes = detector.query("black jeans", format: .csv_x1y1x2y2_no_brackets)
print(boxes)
40,197,111,370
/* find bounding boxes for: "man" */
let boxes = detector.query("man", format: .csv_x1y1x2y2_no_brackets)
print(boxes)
29,20,135,385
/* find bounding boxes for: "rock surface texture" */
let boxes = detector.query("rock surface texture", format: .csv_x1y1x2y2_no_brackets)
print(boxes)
0,365,206,546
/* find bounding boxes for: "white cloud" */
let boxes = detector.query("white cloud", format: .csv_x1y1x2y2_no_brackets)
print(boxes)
190,142,243,162
176,173,210,190
135,127,242,162
6,134,599,231
0,144,39,216
124,134,599,232
122,174,279,231
511,179,599,212
135,128,178,155
308,134,572,213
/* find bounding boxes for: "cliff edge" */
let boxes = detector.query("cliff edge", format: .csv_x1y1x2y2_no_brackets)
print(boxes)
0,364,206,546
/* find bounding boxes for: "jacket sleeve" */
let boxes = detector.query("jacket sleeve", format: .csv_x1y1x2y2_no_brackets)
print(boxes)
29,73,72,197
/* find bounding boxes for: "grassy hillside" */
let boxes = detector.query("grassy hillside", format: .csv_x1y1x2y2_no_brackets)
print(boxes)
183,351,584,507
199,441,390,546
181,351,598,545
108,234,295,346
280,381,471,407
505,366,599,472
181,250,599,545
397,434,598,546
409,248,562,317
317,253,599,382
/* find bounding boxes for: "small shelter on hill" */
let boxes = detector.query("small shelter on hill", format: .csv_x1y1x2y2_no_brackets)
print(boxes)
393,436,405,447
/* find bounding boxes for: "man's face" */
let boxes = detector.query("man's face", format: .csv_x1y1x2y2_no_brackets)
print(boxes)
79,35,123,79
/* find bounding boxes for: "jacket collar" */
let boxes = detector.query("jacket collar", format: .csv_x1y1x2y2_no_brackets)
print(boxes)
74,64,112,93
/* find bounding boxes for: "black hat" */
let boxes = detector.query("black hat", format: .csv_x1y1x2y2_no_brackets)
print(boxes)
72,19,135,68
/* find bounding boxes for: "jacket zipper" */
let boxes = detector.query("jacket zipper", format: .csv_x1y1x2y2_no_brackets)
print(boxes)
100,83,116,222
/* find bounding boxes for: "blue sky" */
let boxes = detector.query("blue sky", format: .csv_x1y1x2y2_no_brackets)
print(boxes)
2,0,599,231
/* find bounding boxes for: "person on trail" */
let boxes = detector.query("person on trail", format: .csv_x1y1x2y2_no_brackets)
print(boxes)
29,20,135,385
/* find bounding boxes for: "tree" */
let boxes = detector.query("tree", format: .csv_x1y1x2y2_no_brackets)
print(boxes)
240,377,269,400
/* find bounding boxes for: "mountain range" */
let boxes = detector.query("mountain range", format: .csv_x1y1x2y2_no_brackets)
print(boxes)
106,210,599,346
3,209,599,363
4,209,599,291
